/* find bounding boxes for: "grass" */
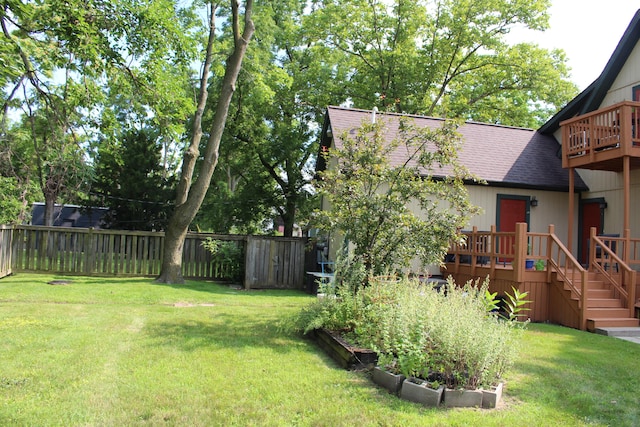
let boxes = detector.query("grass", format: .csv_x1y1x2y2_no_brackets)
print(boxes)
0,274,639,426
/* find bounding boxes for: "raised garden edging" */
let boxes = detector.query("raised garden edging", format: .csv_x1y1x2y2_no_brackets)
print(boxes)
310,329,378,370
310,330,503,408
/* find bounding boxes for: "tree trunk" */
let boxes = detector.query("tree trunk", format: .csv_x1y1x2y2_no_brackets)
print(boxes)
43,196,56,226
282,198,296,237
155,0,254,284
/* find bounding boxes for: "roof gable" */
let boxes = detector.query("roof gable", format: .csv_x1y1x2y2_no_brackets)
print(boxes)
321,106,588,192
540,9,640,134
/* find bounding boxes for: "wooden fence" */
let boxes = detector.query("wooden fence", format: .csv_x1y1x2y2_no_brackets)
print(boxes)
2,225,308,289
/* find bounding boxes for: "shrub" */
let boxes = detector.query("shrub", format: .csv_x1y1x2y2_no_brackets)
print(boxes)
201,238,244,282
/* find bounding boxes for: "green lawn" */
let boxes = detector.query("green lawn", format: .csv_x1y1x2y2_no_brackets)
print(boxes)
1,274,639,426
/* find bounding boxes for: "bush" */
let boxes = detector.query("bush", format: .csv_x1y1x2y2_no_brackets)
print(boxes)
295,275,527,389
201,238,244,282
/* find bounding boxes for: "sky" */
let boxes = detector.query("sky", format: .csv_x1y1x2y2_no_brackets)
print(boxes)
509,1,640,91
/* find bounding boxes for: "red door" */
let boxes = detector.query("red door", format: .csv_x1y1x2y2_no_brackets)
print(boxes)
497,196,528,261
581,201,602,264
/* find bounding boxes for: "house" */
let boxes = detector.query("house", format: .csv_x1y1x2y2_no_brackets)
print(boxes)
317,9,640,331
31,203,108,228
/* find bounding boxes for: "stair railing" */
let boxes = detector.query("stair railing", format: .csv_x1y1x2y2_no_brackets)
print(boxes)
590,227,637,319
547,225,589,330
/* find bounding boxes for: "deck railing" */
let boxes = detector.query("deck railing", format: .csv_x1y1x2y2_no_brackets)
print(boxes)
447,223,550,281
548,231,588,329
590,228,638,317
560,101,640,168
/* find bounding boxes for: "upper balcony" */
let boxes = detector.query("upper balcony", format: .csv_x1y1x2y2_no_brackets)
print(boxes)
560,101,640,171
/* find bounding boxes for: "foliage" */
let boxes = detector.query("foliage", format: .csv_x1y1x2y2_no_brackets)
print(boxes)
1,0,199,223
295,275,527,389
201,0,338,236
306,0,577,127
502,286,532,321
0,176,28,224
315,116,480,280
201,238,244,282
90,127,175,231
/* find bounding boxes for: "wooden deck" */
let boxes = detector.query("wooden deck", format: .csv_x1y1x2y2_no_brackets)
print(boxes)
561,101,640,171
444,224,640,330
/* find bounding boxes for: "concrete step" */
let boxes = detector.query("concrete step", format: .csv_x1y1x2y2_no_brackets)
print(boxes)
594,326,640,337
594,326,640,343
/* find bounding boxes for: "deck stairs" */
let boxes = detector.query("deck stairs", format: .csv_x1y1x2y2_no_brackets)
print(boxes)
552,270,639,331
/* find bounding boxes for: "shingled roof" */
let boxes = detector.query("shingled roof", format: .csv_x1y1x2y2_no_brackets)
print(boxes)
318,106,588,192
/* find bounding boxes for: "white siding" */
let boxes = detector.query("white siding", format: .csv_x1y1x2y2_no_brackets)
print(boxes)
601,42,640,106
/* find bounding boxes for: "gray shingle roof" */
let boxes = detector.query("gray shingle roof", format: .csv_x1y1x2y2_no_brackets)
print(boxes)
320,106,588,192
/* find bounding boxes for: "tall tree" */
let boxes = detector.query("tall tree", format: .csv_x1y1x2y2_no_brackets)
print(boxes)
155,1,255,284
306,0,577,127
211,0,346,236
92,127,175,230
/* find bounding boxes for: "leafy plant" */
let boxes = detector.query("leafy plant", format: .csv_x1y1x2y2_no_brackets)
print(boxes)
503,286,531,322
535,259,545,271
201,238,244,282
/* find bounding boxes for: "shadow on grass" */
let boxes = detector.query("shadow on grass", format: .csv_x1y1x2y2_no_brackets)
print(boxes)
509,323,640,426
39,274,313,300
143,310,313,355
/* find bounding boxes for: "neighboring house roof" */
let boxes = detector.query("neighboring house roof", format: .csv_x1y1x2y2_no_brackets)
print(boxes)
540,9,640,134
31,203,108,228
319,106,588,192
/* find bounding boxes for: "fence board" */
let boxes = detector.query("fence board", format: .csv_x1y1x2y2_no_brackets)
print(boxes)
0,225,12,278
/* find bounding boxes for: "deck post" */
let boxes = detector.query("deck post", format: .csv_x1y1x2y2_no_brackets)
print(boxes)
568,168,574,254
514,223,528,283
623,156,630,232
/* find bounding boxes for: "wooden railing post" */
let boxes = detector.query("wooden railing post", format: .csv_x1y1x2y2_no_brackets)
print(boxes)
621,104,632,156
623,228,631,266
546,224,555,282
490,225,497,277
589,227,597,272
580,269,588,330
471,226,478,276
514,222,528,283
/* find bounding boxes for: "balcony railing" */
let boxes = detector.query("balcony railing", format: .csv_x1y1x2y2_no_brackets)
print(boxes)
560,101,640,171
